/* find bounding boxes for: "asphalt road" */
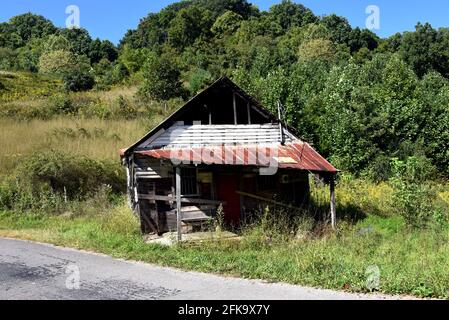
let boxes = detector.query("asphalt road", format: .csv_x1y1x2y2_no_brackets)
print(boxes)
0,237,405,300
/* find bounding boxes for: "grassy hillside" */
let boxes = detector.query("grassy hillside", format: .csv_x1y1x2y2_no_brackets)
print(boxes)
0,71,61,102
0,117,146,174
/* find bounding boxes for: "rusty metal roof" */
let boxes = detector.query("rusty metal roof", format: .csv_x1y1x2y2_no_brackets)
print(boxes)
121,77,302,157
133,141,338,173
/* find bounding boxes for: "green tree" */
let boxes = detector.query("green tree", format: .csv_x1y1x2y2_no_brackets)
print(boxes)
139,52,185,101
62,66,95,92
321,14,352,45
43,34,71,52
268,0,318,34
59,28,93,57
298,38,335,62
196,0,257,19
188,68,213,94
38,48,94,92
348,28,379,53
0,47,18,70
89,39,118,64
400,23,448,77
211,11,243,36
417,71,449,175
38,50,77,75
118,45,151,73
8,13,57,48
16,38,45,72
168,5,213,50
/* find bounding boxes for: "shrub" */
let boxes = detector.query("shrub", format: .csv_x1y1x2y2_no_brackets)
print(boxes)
241,205,315,248
20,151,125,197
0,47,17,70
49,94,77,115
0,151,126,213
365,154,392,182
62,68,95,92
38,50,75,75
389,157,440,228
394,155,437,183
112,95,138,119
188,68,213,94
390,180,436,228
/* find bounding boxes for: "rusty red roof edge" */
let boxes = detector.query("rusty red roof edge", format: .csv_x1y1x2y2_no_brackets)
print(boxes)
132,141,338,173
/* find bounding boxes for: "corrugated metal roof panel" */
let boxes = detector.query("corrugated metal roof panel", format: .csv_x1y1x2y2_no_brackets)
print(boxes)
134,141,338,173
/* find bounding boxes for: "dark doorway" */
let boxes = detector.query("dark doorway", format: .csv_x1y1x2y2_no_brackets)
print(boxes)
216,173,241,224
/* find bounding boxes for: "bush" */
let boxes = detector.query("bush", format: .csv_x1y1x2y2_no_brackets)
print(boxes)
62,68,95,92
389,157,440,228
0,47,17,70
49,94,77,115
38,50,75,75
112,95,138,119
22,151,124,197
0,151,125,212
365,154,392,182
188,68,213,94
390,180,436,228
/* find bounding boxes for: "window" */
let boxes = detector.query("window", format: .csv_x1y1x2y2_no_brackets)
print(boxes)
181,167,198,196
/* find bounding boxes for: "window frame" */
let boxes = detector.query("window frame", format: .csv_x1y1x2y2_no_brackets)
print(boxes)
180,167,199,197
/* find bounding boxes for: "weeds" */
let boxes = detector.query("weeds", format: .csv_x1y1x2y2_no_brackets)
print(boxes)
0,151,124,213
1,201,448,298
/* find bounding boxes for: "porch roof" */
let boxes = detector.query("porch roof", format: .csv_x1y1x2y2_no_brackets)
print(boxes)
132,141,338,173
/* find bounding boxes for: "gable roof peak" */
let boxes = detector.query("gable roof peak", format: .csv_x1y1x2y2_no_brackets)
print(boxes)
123,76,300,156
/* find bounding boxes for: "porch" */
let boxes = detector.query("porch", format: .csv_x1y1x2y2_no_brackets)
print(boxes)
134,160,331,240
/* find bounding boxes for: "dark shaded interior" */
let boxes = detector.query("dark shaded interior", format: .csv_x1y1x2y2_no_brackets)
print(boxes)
172,82,270,125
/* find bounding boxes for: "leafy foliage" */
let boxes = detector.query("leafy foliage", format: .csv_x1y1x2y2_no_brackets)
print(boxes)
139,52,185,101
389,157,440,228
0,4,448,177
0,151,125,212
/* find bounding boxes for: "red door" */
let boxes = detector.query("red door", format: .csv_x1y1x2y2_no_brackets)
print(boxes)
217,174,241,224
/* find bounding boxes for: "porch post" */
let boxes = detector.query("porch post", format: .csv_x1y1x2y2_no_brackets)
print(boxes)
176,166,182,242
330,174,336,230
233,92,237,125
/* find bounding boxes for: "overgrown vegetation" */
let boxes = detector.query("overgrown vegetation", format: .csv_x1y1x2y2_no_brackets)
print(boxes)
1,1,448,177
0,177,448,298
0,0,448,298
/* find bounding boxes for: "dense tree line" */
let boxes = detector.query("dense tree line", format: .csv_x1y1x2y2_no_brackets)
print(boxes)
0,13,120,90
0,1,448,178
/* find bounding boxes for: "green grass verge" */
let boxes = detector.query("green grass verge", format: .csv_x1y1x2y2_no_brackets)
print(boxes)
0,206,448,299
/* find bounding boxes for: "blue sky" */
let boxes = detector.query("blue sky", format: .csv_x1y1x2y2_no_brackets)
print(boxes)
1,0,448,44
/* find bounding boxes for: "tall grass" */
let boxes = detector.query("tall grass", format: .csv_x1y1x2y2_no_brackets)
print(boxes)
0,117,147,174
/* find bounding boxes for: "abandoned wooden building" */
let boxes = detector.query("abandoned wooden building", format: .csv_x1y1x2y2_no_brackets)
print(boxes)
120,77,338,239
